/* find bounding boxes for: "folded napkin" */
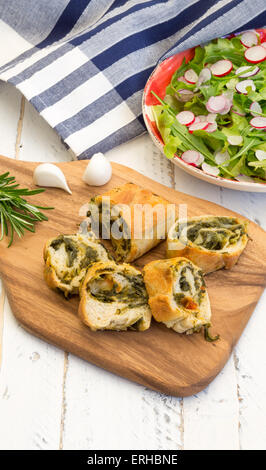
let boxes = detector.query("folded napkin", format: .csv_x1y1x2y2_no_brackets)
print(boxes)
0,0,265,159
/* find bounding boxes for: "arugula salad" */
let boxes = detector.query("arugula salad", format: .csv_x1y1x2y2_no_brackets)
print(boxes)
152,30,266,183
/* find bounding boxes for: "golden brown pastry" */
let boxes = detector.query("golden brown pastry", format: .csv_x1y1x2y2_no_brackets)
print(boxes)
44,232,110,297
79,260,151,331
143,257,211,335
87,182,175,262
167,215,248,274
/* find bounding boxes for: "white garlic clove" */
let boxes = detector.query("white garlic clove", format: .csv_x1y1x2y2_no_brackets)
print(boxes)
33,163,72,194
82,153,112,186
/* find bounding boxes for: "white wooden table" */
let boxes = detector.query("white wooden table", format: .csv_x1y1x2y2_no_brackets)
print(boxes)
0,80,266,450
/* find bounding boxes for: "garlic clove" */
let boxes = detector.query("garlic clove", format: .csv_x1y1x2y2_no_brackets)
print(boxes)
33,163,72,194
82,153,112,186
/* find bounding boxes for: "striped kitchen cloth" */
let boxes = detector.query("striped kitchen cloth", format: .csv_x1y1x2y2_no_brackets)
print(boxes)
0,0,265,160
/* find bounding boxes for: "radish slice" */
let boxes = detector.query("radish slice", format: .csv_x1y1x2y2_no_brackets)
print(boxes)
210,60,233,77
178,76,189,83
184,69,198,84
206,113,217,123
176,111,195,126
227,135,243,146
206,122,217,133
255,150,266,161
219,97,232,115
235,65,260,77
197,153,204,165
206,95,226,113
235,79,256,94
202,162,220,176
215,151,229,166
197,68,211,86
261,42,266,49
250,101,262,116
223,90,234,101
188,122,209,133
235,174,254,183
197,114,208,122
181,150,204,166
245,45,266,63
240,31,258,48
232,108,246,117
193,116,202,124
176,89,194,102
250,117,266,129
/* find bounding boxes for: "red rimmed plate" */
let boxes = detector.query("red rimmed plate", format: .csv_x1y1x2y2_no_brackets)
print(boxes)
142,29,266,192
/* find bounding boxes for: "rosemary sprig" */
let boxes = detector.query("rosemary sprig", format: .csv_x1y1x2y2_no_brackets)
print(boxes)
0,172,53,247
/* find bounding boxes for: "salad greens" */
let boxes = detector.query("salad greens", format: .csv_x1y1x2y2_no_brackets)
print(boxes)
152,33,266,183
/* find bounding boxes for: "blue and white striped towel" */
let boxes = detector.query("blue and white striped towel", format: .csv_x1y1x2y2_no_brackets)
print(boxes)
0,1,265,159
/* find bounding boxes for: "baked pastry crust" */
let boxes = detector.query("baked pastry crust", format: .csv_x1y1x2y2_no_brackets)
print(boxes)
88,182,175,262
143,257,211,334
79,260,152,331
167,215,249,274
44,232,110,297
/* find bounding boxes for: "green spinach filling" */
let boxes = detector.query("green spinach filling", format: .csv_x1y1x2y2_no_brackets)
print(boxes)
51,236,78,267
175,217,246,251
50,236,100,284
79,245,99,269
88,271,148,307
174,263,205,306
88,199,131,261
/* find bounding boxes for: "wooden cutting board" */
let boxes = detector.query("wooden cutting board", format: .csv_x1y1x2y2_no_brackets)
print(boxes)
0,154,266,397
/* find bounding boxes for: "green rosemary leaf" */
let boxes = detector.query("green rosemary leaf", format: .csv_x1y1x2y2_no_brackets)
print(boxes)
0,172,54,246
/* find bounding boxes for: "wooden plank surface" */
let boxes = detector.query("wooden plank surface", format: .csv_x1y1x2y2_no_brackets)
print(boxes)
1,82,266,448
0,154,266,399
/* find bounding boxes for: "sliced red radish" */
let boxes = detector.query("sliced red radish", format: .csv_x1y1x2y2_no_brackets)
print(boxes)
245,45,266,63
206,95,227,113
178,76,189,83
193,116,202,124
227,135,243,146
240,31,258,48
210,60,233,77
197,68,211,86
255,150,266,161
176,89,194,102
261,42,266,49
235,79,256,94
223,90,234,101
201,162,220,177
220,97,232,115
197,153,204,165
235,65,260,77
176,110,195,126
215,151,229,166
235,174,254,183
206,122,217,133
250,101,262,116
181,150,204,166
250,116,266,129
232,108,246,116
206,113,217,123
197,114,208,122
184,69,198,84
188,122,209,133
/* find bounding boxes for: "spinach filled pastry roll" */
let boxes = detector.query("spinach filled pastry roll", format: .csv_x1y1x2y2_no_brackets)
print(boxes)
167,215,249,274
44,232,110,297
143,257,212,335
88,183,174,262
79,261,152,331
